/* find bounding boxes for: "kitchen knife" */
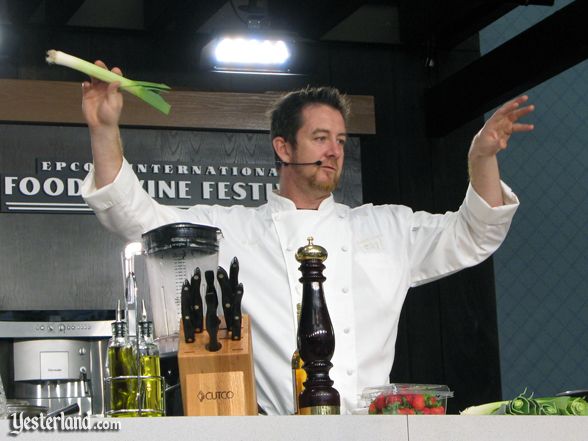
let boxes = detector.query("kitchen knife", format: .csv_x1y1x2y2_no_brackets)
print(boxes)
231,283,243,340
216,266,234,332
190,267,203,333
229,256,240,293
180,279,195,343
204,270,222,352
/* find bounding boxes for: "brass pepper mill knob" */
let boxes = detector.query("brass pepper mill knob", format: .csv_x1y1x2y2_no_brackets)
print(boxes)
295,237,328,262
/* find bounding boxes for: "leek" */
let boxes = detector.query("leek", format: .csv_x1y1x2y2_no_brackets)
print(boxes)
460,400,508,415
461,390,588,416
46,49,171,115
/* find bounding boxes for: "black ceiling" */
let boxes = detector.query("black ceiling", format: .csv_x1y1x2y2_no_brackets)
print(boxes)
0,0,553,48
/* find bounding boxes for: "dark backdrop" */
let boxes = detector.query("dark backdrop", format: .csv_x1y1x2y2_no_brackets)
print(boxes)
0,26,498,413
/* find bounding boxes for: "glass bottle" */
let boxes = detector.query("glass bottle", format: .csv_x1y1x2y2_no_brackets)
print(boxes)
291,302,306,414
137,300,163,416
107,300,137,417
0,370,7,419
295,237,340,415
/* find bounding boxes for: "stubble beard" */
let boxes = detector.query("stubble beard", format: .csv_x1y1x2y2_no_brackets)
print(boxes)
309,171,340,193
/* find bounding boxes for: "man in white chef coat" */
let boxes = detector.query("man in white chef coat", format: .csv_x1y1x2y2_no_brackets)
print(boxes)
80,62,534,415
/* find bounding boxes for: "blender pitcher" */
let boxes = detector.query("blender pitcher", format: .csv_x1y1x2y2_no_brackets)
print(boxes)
142,223,222,355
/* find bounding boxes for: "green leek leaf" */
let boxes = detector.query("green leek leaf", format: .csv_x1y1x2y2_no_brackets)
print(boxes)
46,49,171,115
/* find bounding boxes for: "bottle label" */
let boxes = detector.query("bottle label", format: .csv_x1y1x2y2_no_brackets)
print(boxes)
299,405,340,415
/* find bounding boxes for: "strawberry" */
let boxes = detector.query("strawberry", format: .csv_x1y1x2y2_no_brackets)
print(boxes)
412,394,426,411
402,394,414,406
368,402,378,414
429,405,445,415
373,394,386,411
426,396,438,407
386,394,402,406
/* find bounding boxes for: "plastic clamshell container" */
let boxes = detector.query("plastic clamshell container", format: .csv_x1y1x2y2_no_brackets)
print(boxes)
358,383,454,415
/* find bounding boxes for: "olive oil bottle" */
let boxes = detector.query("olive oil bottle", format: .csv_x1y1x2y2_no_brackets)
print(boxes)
291,302,306,414
137,300,164,416
107,300,138,417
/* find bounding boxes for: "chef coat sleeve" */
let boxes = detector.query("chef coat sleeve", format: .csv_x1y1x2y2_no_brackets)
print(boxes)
81,158,214,241
408,181,519,286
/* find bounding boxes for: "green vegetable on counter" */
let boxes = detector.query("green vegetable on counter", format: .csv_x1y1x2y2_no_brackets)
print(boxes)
45,49,171,114
461,390,588,416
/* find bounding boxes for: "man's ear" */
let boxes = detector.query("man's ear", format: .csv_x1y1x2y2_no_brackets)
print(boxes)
272,136,292,163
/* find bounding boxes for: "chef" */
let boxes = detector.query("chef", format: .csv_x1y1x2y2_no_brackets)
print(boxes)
80,61,534,415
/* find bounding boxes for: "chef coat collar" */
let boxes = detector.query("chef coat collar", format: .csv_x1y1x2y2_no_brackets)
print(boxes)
267,190,335,213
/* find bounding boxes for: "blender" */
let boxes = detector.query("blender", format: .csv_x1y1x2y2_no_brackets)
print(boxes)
141,222,223,356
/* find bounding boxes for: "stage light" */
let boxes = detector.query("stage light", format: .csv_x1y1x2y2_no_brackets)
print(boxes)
201,34,296,74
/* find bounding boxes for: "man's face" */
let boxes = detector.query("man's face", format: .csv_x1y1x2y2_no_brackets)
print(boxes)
288,104,347,194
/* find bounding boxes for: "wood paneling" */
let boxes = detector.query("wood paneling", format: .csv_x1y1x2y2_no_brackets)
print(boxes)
0,79,376,134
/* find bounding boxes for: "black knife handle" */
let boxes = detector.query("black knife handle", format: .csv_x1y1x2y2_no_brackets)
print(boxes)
231,283,243,341
191,267,203,333
204,270,222,352
181,279,195,343
217,266,234,331
229,256,240,293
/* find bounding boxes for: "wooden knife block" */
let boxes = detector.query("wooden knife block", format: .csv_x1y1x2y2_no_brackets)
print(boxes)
177,314,257,416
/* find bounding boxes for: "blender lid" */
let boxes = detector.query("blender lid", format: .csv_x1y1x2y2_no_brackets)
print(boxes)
142,222,222,254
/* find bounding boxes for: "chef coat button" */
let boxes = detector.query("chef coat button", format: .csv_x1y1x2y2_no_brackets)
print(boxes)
338,212,345,219
286,246,293,252
344,327,350,334
346,369,354,376
341,245,348,252
342,287,349,293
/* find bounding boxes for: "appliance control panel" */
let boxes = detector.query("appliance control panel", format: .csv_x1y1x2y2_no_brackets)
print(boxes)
0,321,111,338
0,310,114,338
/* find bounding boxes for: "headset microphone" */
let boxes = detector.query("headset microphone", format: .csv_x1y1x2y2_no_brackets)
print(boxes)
280,160,322,166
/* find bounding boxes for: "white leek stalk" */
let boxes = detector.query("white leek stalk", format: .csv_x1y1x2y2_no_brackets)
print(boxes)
461,401,507,415
46,49,171,115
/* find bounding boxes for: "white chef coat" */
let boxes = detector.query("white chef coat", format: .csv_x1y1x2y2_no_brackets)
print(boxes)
82,159,519,415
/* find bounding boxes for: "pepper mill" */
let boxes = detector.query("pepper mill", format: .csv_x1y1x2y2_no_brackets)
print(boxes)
295,237,340,415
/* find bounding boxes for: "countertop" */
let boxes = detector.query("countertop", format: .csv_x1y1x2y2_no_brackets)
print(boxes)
2,414,588,440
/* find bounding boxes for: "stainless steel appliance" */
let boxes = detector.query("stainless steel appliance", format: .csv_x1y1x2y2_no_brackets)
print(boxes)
0,310,114,416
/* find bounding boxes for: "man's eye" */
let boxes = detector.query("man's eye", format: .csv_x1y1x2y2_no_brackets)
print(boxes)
315,136,327,142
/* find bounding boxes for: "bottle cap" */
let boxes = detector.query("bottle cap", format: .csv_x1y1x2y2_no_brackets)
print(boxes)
111,299,127,338
138,300,154,338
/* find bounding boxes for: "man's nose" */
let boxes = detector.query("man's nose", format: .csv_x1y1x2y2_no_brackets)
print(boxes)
326,138,343,157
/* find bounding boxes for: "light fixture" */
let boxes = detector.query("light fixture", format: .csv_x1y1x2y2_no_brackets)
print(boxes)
200,0,301,75
201,33,295,74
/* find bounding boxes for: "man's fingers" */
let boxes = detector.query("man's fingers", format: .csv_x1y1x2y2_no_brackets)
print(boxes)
511,122,535,133
495,95,529,116
508,104,535,123
89,60,123,83
107,81,121,94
